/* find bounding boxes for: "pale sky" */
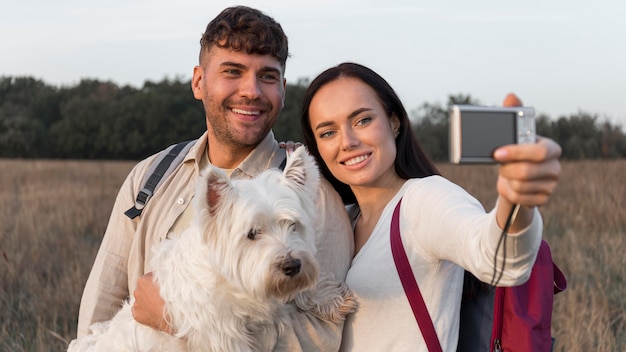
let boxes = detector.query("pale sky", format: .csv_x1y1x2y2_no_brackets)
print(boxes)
2,0,625,126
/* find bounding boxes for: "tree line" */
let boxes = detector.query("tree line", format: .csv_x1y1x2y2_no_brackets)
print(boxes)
1,76,625,161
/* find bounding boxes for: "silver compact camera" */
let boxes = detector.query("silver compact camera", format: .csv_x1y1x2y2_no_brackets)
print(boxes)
449,105,536,164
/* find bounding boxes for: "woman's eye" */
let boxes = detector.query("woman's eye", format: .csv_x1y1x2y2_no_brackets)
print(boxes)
356,117,372,126
319,130,335,139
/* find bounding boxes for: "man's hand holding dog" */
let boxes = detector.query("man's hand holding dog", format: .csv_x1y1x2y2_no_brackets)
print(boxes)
132,272,175,335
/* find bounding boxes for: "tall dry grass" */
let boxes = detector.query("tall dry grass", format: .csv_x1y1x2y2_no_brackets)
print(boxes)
0,159,624,351
0,159,134,351
439,160,626,352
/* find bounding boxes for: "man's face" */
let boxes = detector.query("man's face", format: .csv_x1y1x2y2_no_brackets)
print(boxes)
192,46,286,155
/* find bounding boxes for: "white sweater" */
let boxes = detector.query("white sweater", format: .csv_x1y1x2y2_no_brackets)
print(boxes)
339,176,542,352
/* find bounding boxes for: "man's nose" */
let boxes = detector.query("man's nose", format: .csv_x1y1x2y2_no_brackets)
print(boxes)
239,75,262,100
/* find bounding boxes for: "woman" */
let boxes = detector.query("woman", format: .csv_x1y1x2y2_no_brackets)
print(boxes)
300,62,561,351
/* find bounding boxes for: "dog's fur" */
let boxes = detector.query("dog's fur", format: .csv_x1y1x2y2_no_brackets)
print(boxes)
68,147,357,352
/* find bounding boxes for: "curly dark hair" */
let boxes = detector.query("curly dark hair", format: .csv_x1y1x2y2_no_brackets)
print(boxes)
199,6,289,70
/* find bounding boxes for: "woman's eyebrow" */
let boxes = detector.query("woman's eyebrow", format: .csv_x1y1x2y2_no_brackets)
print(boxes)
313,107,373,131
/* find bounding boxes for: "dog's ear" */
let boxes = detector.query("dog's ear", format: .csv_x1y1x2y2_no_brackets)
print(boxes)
283,147,320,201
197,166,232,216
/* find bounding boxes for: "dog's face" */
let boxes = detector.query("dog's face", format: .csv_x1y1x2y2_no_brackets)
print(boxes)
194,147,321,301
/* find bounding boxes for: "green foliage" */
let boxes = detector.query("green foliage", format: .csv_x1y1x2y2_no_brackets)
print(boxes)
0,76,205,159
410,94,626,161
0,76,624,160
536,111,626,159
273,78,309,143
0,77,59,157
410,94,481,161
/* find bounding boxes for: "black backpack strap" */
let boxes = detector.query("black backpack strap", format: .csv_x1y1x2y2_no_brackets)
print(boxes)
124,140,195,219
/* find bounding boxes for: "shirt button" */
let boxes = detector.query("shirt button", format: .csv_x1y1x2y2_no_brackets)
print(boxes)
177,198,185,205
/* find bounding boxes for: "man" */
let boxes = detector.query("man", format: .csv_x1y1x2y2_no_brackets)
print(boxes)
77,6,353,350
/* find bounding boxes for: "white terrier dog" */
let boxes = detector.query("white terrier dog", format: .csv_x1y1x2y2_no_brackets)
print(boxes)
68,147,357,352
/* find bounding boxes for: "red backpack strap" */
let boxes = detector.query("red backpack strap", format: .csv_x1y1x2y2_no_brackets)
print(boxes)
491,288,505,352
390,199,443,352
553,262,567,294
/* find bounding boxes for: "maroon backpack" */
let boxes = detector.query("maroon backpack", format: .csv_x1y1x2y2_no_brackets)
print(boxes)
390,199,568,352
486,240,567,352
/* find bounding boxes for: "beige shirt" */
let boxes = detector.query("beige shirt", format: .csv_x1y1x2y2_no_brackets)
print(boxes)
77,131,354,351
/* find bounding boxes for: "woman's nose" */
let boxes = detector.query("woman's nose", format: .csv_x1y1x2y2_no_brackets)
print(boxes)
340,130,359,151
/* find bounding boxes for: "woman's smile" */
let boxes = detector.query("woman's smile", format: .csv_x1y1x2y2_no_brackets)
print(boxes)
342,153,371,166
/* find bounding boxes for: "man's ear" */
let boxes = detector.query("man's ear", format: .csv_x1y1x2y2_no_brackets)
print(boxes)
191,65,203,100
281,77,287,110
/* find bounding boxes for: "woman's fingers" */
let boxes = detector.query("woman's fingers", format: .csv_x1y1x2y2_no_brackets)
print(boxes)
495,137,562,206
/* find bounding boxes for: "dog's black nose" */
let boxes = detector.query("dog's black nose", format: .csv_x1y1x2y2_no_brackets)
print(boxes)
282,258,301,277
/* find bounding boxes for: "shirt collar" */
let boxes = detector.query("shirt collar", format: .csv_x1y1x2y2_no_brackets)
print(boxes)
186,130,287,179
233,130,286,179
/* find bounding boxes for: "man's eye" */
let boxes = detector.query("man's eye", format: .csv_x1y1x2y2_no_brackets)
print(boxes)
260,74,279,82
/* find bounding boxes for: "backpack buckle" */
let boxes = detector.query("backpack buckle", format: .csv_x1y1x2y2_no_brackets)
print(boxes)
134,188,153,210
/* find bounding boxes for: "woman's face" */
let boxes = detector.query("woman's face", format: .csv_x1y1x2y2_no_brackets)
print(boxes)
308,77,400,189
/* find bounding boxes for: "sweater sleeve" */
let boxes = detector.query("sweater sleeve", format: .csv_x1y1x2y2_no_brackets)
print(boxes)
402,176,542,286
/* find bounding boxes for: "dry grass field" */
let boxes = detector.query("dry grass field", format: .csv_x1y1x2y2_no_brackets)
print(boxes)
0,158,624,351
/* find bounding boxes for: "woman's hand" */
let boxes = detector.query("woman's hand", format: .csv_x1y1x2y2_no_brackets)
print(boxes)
492,94,562,231
131,272,175,334
278,141,303,155
493,136,562,207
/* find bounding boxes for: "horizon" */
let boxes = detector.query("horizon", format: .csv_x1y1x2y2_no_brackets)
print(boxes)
3,73,623,127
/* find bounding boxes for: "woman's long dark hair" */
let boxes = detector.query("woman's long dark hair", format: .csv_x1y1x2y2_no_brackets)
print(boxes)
301,62,439,204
